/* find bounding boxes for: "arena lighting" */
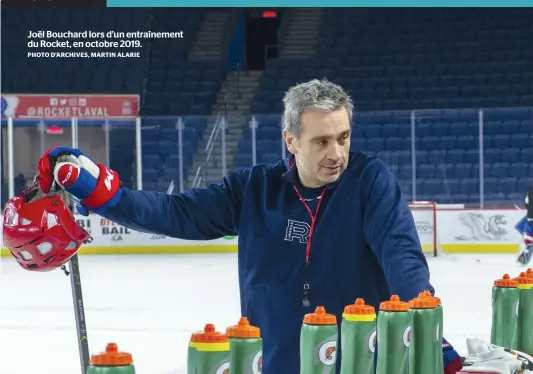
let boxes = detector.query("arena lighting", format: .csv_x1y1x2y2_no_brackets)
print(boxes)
262,11,277,18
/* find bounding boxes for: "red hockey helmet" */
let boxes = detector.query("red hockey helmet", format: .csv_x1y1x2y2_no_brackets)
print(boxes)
2,185,92,272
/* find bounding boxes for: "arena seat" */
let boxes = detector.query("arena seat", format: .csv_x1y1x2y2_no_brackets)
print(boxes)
240,9,533,204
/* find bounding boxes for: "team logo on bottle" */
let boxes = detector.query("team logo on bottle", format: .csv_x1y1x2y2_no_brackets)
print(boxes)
403,325,411,347
368,330,377,353
318,340,337,366
215,361,230,374
252,350,263,374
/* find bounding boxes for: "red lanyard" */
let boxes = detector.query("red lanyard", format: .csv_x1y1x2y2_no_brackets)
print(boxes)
293,185,328,268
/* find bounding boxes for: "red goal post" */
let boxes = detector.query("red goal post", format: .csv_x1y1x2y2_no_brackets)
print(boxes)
408,201,438,257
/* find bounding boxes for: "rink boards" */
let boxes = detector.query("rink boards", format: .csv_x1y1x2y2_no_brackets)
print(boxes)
0,208,527,256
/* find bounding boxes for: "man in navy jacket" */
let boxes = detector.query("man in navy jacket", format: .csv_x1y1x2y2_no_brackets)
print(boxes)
36,79,462,373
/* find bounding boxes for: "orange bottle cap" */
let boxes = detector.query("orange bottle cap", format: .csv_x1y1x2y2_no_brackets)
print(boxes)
344,298,376,315
527,268,533,277
409,295,438,309
90,343,133,366
380,295,410,311
226,317,261,338
517,272,533,285
303,306,337,325
419,290,442,306
494,274,518,288
190,323,228,343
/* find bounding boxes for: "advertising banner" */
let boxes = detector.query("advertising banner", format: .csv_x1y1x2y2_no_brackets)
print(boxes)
0,213,238,256
1,94,139,119
82,217,238,249
439,210,524,244
438,209,525,253
0,208,526,256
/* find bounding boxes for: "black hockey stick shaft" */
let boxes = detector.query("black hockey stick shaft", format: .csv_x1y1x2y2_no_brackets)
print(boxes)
68,253,90,373
55,151,91,373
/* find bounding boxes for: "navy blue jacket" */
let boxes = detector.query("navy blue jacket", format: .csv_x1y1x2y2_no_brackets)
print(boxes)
102,151,434,374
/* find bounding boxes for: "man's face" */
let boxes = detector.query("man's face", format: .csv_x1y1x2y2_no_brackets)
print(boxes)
284,108,351,188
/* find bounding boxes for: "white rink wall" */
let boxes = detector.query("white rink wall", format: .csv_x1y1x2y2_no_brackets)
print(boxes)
1,207,527,256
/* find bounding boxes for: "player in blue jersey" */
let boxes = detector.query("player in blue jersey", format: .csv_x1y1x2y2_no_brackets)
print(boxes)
31,79,463,373
517,187,533,265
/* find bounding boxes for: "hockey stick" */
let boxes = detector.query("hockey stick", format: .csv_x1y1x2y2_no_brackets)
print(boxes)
27,170,91,374
64,253,90,373
54,153,91,373
53,188,90,374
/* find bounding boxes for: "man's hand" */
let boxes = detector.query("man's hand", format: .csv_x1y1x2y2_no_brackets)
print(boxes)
37,146,122,216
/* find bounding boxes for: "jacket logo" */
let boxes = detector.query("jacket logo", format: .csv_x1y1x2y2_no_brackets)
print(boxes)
285,219,310,244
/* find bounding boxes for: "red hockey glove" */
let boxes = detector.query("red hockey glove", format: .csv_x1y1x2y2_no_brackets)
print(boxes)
37,146,122,216
443,337,464,373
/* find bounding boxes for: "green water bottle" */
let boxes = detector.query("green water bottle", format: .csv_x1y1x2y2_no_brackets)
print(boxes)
419,290,444,374
187,329,200,374
491,274,520,350
340,298,376,374
227,317,263,374
517,272,533,355
300,306,338,374
191,323,230,374
375,295,410,374
87,343,135,374
409,294,440,374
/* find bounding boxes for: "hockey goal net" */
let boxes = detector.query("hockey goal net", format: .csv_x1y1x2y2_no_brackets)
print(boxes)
409,201,438,257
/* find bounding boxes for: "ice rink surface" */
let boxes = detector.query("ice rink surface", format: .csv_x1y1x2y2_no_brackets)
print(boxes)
0,252,529,374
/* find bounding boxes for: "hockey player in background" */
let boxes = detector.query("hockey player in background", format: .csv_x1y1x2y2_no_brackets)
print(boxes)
517,187,533,265
30,79,463,373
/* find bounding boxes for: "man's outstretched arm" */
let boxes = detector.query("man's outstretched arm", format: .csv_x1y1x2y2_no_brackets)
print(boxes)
102,175,246,240
37,146,248,240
